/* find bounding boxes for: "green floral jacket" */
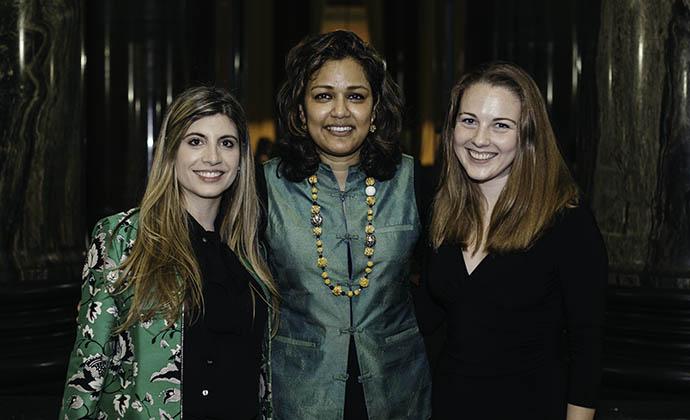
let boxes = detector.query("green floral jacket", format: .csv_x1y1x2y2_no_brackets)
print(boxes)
59,209,273,419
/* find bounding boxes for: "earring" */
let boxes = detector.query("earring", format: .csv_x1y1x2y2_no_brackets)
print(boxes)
301,122,307,130
369,124,377,133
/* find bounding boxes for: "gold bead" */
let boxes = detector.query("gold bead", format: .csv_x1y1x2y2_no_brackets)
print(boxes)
367,209,374,215
365,225,375,234
364,247,374,256
365,177,375,186
317,257,328,268
316,239,323,247
365,267,372,274
367,215,373,221
308,175,318,185
317,247,324,254
324,278,331,285
359,277,369,288
347,290,354,297
321,271,329,279
311,205,321,214
313,227,322,236
311,187,318,194
353,289,361,296
366,196,376,206
366,261,374,268
312,194,318,200
333,285,342,295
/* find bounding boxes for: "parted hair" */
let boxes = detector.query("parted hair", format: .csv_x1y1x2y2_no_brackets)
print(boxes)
430,62,579,252
114,86,278,331
275,30,403,181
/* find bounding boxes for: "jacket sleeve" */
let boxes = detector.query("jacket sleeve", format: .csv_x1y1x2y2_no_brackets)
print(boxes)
558,206,608,408
59,217,123,419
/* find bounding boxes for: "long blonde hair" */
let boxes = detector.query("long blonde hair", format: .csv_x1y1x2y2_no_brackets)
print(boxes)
430,62,579,252
114,86,278,331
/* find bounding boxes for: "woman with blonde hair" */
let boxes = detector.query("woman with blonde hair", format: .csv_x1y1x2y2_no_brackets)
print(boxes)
424,62,607,419
60,86,277,419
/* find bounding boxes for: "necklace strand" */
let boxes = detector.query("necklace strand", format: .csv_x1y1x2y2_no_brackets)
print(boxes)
309,174,376,297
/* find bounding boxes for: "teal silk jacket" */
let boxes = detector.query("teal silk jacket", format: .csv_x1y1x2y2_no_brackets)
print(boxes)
263,155,431,419
59,210,273,419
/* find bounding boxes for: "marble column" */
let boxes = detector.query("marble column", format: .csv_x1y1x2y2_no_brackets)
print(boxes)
593,0,674,287
0,0,84,283
650,0,690,288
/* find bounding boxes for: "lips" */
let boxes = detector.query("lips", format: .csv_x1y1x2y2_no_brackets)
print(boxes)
325,125,354,136
193,170,225,181
467,149,498,161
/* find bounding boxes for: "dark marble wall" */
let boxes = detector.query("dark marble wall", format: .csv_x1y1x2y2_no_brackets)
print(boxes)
0,0,84,396
0,0,83,283
592,0,690,400
593,0,674,288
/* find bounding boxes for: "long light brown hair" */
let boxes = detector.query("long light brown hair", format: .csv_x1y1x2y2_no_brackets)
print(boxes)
114,86,278,331
430,62,579,252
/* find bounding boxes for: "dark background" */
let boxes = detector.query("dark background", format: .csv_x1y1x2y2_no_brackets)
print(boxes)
1,0,689,418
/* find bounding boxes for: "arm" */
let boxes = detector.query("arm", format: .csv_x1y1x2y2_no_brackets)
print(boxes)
559,206,609,415
566,403,596,420
59,217,122,418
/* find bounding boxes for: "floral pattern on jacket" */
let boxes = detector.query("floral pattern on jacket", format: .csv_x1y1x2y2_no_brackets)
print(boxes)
60,209,273,419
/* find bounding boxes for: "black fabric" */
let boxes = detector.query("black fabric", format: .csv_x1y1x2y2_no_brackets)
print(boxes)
183,215,267,420
424,205,607,420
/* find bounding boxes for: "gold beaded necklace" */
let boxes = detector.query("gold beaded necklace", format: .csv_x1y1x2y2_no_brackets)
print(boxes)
308,174,376,298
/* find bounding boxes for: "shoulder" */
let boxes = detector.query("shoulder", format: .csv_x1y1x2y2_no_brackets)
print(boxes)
94,208,139,238
549,203,607,254
553,203,599,232
90,209,140,257
261,157,281,178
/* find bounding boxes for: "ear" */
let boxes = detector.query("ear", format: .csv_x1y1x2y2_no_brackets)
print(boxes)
299,105,306,124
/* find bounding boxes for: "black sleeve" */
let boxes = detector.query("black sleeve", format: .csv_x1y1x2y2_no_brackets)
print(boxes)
411,159,446,336
557,205,608,408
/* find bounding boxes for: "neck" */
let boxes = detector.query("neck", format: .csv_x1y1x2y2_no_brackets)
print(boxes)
478,174,509,219
185,198,221,232
319,151,360,191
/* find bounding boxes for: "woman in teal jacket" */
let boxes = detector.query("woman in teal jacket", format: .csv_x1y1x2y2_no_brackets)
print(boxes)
260,30,431,419
60,86,278,419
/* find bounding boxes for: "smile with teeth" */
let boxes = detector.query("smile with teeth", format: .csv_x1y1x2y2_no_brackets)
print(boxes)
467,149,497,161
194,170,225,180
326,125,354,134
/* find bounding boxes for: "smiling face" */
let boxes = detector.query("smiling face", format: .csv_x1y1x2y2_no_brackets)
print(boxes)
174,113,241,212
302,57,374,164
453,82,522,195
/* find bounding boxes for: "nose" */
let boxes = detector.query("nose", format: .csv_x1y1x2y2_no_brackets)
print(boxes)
471,125,491,147
202,144,221,164
330,95,350,118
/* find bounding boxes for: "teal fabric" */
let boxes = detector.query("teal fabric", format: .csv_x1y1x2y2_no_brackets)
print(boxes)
263,155,431,420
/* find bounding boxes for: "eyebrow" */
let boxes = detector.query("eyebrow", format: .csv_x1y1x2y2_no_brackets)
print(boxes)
458,112,517,125
310,84,370,91
184,132,239,141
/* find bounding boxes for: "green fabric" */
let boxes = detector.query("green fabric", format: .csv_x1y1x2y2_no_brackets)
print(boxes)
59,209,273,419
263,155,432,419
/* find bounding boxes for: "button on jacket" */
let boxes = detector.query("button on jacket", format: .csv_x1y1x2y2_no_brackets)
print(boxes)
262,155,431,420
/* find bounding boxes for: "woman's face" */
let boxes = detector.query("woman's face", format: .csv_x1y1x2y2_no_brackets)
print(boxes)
453,82,521,192
302,57,374,163
174,114,241,211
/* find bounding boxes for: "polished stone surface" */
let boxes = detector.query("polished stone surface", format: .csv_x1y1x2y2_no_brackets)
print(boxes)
593,0,674,287
0,0,84,283
649,0,690,288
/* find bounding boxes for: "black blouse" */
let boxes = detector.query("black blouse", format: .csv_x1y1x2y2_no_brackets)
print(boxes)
421,205,608,419
183,215,267,420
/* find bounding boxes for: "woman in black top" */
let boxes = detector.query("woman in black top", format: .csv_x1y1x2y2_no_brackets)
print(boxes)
424,62,607,420
60,87,278,419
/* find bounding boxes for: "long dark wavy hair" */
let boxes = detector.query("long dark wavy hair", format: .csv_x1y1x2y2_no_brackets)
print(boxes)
275,30,403,181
